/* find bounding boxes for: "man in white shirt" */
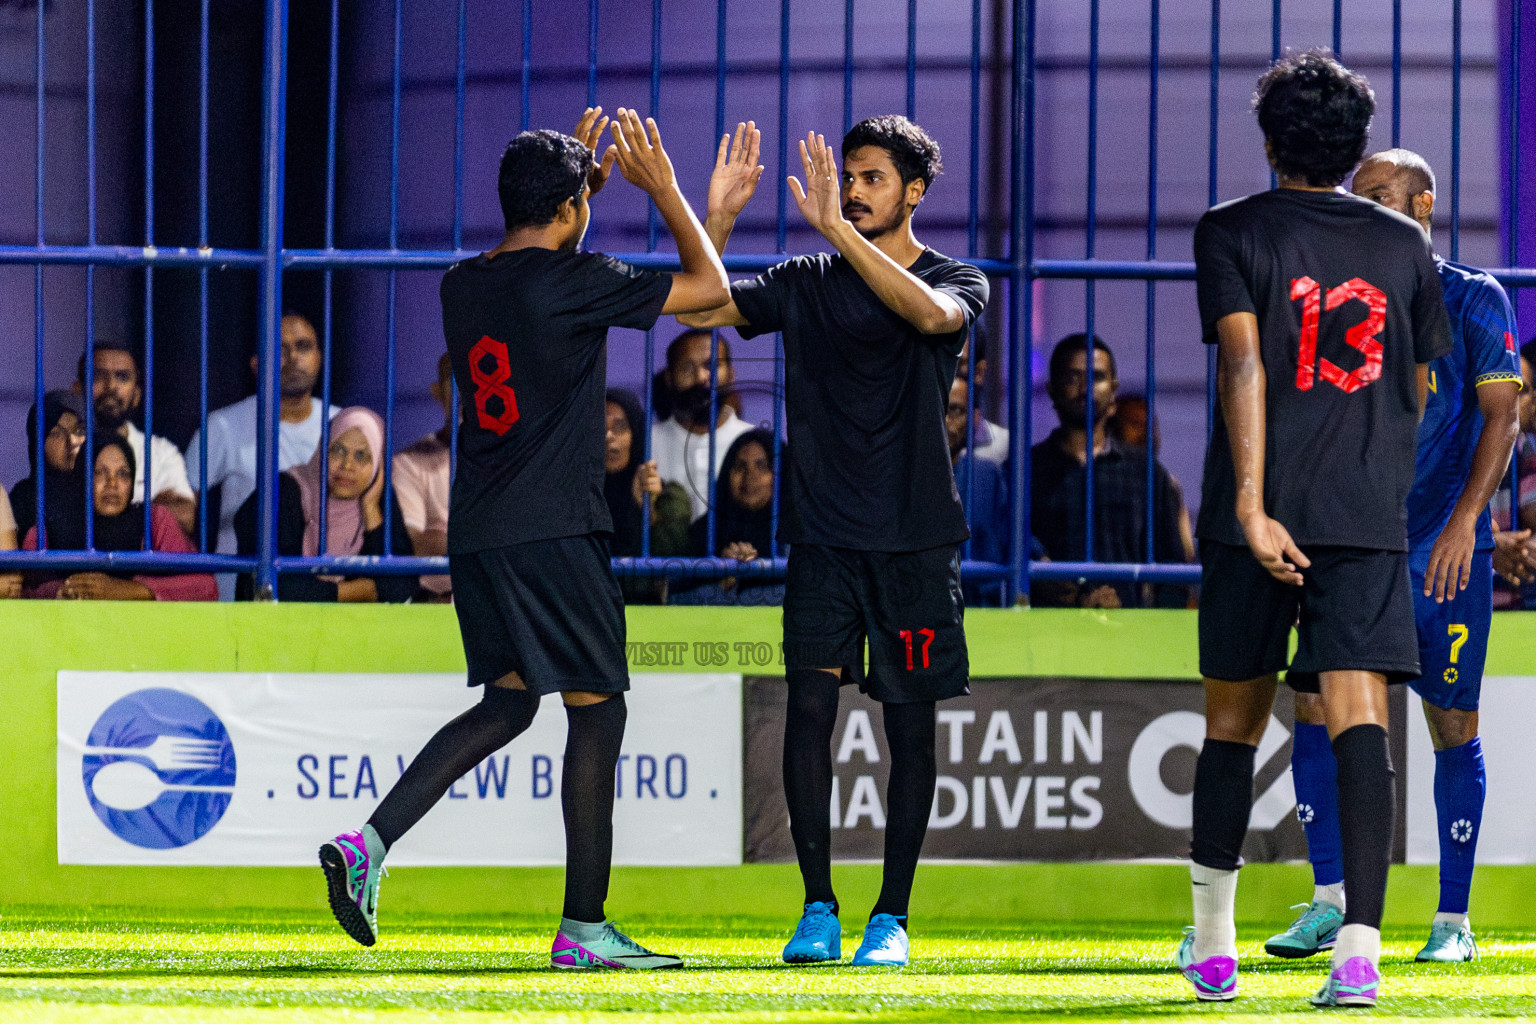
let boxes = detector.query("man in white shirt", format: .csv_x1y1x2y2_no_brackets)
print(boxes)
392,353,453,600
186,312,338,599
957,334,1009,464
651,328,754,521
77,342,197,536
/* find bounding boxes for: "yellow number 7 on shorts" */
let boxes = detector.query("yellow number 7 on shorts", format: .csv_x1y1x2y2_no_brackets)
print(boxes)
1447,624,1469,664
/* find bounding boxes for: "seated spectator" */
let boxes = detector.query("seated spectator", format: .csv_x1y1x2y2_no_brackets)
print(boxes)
1030,333,1190,609
673,429,785,605
233,406,413,602
1492,339,1536,606
187,311,338,600
393,353,454,601
0,484,17,599
1110,392,1197,570
605,388,691,604
946,376,1010,604
956,333,1009,464
23,435,217,601
76,341,197,536
652,329,754,521
10,391,86,542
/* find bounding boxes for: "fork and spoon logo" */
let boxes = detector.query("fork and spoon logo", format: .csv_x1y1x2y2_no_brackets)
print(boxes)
81,688,237,849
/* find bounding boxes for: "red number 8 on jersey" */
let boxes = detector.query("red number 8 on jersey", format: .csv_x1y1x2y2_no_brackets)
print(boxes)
468,335,519,435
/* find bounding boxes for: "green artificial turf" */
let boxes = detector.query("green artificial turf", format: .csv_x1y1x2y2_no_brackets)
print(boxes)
0,909,1531,1023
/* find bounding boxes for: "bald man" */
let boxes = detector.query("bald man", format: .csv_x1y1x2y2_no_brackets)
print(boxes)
1265,148,1522,965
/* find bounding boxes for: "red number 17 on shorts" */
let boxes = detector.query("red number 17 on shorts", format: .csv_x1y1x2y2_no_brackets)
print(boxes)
899,628,935,671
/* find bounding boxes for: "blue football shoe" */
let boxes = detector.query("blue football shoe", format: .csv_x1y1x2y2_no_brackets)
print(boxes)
782,902,841,963
851,913,909,966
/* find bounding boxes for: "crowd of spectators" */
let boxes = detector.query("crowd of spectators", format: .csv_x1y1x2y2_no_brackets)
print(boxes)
6,323,1536,608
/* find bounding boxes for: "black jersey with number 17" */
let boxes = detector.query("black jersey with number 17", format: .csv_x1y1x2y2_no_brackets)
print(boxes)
1194,188,1452,552
440,248,672,555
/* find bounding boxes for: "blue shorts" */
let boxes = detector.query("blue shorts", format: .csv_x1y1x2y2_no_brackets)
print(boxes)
1407,549,1492,712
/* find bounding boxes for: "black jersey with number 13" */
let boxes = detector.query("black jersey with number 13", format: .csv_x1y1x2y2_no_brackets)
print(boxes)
1194,188,1452,553
440,248,672,555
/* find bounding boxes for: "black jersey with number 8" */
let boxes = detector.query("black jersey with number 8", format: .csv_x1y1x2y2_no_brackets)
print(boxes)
1194,188,1452,552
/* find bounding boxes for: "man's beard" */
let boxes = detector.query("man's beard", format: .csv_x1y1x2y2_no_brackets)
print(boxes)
1054,400,1111,430
844,202,906,240
281,369,318,399
94,401,130,432
673,383,721,426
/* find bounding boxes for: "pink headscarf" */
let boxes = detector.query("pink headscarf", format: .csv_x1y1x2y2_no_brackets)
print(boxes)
287,406,385,557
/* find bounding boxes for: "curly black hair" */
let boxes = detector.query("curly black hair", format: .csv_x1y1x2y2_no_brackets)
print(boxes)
497,130,594,231
842,115,943,192
1253,49,1374,187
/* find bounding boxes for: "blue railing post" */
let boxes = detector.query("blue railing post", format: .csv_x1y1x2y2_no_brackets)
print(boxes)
254,0,290,600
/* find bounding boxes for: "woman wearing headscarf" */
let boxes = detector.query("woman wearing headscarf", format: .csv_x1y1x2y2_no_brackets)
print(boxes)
23,433,217,601
234,405,414,602
672,428,786,605
604,388,691,604
10,390,87,543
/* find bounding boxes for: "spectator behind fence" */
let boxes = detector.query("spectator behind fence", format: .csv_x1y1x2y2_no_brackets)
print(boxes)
75,341,197,536
10,390,86,542
1030,333,1190,609
956,332,1009,464
23,434,216,601
1491,338,1536,605
945,375,1010,604
0,484,17,598
672,428,786,606
233,406,414,602
393,353,455,601
652,329,754,521
1109,393,1197,570
187,311,339,600
605,388,691,604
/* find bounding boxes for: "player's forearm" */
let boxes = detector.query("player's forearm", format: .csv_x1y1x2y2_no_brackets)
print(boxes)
1453,388,1521,526
825,221,965,335
703,211,738,258
653,184,729,305
1218,348,1268,519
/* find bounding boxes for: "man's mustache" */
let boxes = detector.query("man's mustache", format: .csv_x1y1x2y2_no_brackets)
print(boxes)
843,203,871,216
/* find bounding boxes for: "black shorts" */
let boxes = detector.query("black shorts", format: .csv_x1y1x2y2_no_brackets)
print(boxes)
1198,540,1419,688
450,533,629,695
783,542,969,704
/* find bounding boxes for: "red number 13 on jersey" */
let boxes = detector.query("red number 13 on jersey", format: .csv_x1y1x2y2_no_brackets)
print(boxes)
1290,276,1386,394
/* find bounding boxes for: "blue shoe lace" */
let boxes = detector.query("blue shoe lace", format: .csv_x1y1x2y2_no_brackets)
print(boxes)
793,902,836,940
862,914,904,949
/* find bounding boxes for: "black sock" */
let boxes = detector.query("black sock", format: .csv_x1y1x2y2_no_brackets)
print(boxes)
870,700,936,927
783,669,841,911
368,685,539,850
1190,739,1257,870
1333,724,1395,929
561,694,627,924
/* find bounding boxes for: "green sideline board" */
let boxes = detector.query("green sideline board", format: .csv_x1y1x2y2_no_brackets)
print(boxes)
5,603,1535,925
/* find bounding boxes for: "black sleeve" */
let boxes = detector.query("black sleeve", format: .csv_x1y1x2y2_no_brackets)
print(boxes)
1194,215,1256,345
926,261,991,353
730,260,797,339
1411,241,1454,364
574,254,673,331
271,476,340,603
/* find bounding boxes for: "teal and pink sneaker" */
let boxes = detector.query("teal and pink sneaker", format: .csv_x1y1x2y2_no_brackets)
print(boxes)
1175,927,1238,1001
1310,956,1381,1007
551,920,682,970
319,827,386,947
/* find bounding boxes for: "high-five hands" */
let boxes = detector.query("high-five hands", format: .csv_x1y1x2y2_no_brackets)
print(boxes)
608,108,679,198
788,132,847,239
708,121,764,220
573,107,619,197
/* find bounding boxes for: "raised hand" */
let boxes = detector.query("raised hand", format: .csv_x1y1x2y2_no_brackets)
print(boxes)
609,108,679,198
788,132,846,239
573,106,619,197
708,121,764,220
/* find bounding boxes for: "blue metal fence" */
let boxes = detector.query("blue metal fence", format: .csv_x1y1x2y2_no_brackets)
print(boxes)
0,0,1526,605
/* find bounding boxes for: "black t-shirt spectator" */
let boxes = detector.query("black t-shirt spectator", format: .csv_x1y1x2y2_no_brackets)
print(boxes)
731,249,989,552
440,249,672,554
1029,430,1188,607
232,475,415,603
1194,188,1452,552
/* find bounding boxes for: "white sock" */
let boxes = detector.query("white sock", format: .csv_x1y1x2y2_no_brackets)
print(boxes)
1333,923,1381,967
1314,883,1345,911
1191,863,1239,961
1433,911,1468,929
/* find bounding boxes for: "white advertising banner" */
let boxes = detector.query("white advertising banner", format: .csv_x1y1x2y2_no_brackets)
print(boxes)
57,671,742,866
1407,676,1536,866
